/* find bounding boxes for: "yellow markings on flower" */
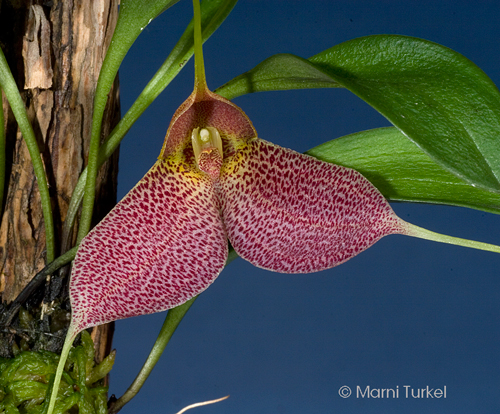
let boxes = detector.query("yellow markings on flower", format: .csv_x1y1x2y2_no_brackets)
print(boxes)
219,138,255,177
163,157,204,182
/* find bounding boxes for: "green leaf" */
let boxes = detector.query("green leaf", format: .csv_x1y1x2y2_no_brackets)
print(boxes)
215,53,341,100
310,35,500,193
306,127,500,215
217,35,500,193
101,0,182,80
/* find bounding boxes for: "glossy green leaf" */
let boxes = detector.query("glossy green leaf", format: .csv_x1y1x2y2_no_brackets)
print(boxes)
217,35,500,193
310,36,500,193
307,127,500,215
215,53,340,99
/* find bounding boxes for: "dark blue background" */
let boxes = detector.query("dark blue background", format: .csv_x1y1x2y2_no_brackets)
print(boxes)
108,1,500,413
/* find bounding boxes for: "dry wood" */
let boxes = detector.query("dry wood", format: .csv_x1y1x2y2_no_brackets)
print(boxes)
0,0,120,363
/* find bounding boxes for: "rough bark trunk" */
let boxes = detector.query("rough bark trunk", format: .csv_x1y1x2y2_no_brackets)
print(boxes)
0,0,120,365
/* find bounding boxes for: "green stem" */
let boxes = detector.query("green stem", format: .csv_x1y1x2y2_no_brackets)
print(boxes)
75,78,113,244
193,0,207,91
108,298,197,414
0,47,55,262
61,171,86,254
45,246,78,273
404,222,500,254
45,325,78,414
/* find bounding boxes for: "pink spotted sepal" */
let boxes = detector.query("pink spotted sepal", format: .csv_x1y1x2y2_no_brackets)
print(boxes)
220,138,406,273
69,159,227,333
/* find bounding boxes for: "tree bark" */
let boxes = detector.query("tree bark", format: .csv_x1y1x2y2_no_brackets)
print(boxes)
0,0,120,365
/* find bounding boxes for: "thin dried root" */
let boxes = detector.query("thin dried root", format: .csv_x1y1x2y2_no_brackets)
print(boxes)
174,395,229,414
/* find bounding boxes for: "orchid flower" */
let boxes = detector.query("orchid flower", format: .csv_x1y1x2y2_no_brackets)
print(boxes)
45,1,500,413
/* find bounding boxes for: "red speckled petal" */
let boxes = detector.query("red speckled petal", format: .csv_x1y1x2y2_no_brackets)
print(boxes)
219,139,405,273
70,160,227,333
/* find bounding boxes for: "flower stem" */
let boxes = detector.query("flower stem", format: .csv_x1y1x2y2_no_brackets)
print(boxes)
193,0,208,93
108,298,197,414
404,222,500,254
46,324,78,414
